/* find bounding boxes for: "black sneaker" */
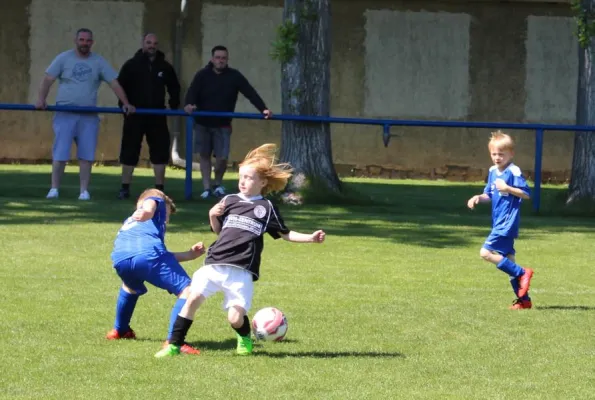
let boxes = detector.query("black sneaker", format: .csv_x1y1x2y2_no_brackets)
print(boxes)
117,188,130,200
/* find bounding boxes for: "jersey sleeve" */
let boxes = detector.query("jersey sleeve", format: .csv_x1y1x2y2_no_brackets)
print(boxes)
99,57,118,83
266,204,290,239
483,170,493,198
46,53,65,78
510,169,531,197
143,196,165,220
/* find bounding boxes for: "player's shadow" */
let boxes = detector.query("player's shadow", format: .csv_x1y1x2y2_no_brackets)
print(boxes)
536,305,595,311
253,351,406,359
188,338,300,351
188,339,237,351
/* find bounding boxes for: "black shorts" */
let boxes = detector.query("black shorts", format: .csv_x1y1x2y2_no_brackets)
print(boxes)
119,115,171,165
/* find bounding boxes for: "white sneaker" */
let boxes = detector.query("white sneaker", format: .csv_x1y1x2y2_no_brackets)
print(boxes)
213,186,226,198
46,188,59,199
200,189,211,199
78,190,91,201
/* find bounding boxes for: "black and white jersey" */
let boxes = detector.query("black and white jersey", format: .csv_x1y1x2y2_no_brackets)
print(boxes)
204,193,290,281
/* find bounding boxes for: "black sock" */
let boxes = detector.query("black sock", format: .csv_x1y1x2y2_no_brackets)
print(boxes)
170,315,193,346
155,184,164,191
122,183,130,191
233,316,251,337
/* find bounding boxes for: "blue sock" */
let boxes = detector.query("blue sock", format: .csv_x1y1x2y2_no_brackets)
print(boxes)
497,258,524,278
114,288,139,332
168,298,187,341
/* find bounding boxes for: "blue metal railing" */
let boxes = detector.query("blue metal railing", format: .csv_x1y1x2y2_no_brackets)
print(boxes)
2,103,594,212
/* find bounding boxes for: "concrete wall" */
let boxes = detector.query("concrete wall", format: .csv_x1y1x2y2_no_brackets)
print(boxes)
0,0,579,182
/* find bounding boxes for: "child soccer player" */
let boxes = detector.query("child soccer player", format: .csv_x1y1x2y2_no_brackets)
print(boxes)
155,144,326,357
467,131,534,310
106,188,205,354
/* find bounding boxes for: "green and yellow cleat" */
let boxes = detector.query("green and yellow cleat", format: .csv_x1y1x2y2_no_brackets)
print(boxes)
154,343,181,358
236,334,253,356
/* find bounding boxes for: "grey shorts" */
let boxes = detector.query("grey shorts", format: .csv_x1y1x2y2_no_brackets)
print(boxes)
194,124,231,159
52,112,100,161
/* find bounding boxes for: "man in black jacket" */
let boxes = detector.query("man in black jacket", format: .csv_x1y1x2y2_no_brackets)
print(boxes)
116,33,181,199
184,45,271,199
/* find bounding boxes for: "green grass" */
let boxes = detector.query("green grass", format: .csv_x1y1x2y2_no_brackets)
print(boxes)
0,164,594,399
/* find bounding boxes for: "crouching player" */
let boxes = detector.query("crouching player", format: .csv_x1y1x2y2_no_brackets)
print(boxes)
106,188,205,354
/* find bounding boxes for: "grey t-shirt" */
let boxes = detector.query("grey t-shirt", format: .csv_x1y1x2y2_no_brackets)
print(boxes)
46,49,118,107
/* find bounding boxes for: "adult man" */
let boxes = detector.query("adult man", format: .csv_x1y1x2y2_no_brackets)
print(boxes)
184,45,271,199
35,28,135,200
116,33,181,199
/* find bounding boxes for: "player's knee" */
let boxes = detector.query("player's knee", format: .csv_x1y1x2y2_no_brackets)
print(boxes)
122,284,138,295
186,290,202,304
227,306,245,327
178,286,191,299
479,248,491,261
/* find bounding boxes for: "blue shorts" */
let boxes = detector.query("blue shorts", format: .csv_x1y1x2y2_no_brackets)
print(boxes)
113,252,191,296
482,232,515,256
52,112,100,161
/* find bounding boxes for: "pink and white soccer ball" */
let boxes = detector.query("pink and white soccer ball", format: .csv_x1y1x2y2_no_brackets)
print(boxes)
251,307,288,341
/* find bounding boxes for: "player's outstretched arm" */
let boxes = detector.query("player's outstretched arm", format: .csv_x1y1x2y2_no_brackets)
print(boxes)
467,194,490,210
173,242,205,262
280,230,325,243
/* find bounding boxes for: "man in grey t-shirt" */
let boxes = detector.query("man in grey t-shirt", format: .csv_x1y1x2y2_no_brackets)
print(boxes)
35,28,135,200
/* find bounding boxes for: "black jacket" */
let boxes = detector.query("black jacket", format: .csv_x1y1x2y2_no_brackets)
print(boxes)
117,50,180,110
184,62,267,127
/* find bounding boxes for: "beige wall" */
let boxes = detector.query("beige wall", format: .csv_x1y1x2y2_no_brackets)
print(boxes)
0,0,578,182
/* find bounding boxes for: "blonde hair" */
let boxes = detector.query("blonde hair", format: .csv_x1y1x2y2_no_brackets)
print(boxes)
239,143,293,195
489,130,515,151
136,188,177,214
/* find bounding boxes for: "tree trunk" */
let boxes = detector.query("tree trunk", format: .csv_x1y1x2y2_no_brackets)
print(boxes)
568,0,595,205
279,0,341,195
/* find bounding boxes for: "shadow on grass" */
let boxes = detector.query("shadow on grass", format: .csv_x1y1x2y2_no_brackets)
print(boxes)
253,351,406,359
536,305,595,311
1,166,593,250
187,339,237,351
187,338,406,358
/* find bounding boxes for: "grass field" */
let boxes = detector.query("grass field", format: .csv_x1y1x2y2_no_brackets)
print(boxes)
1,164,594,400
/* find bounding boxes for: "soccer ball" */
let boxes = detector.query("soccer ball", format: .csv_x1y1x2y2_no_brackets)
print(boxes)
251,307,288,341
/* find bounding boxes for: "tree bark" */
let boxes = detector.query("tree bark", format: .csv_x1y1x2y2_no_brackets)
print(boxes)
568,0,595,205
279,0,341,195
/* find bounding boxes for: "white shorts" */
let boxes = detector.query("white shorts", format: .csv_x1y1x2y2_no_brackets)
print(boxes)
190,265,254,312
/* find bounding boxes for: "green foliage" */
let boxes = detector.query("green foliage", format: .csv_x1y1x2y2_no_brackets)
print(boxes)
572,0,595,48
270,1,319,63
270,19,299,63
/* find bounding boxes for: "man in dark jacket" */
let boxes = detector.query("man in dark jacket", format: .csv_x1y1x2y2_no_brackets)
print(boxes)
184,45,271,199
116,33,181,199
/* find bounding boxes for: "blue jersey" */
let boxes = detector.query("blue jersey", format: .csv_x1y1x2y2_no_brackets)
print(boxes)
111,197,168,264
483,163,530,238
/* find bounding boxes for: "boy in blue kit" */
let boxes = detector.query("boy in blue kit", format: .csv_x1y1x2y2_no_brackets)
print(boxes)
467,131,534,310
106,188,205,354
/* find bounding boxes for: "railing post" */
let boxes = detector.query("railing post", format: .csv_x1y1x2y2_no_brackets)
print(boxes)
533,129,544,213
382,124,391,147
185,116,194,200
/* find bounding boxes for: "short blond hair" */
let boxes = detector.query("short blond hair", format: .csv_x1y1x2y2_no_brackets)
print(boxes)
239,143,293,195
489,130,515,151
136,188,176,214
